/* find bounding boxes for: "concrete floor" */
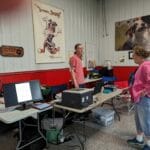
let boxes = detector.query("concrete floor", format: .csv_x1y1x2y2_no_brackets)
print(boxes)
0,110,138,150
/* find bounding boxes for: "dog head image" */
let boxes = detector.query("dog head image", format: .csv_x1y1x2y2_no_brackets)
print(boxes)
47,19,57,33
122,15,150,50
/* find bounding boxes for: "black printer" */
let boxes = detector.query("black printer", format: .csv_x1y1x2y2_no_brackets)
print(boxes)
61,88,93,109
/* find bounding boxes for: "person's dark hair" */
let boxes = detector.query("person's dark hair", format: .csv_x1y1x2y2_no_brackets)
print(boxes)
74,43,82,50
133,45,150,58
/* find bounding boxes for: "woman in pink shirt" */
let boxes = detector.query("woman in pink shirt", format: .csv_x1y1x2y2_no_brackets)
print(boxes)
127,46,150,150
69,43,85,88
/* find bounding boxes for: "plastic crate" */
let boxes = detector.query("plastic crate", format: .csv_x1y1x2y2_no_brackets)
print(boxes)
92,107,115,127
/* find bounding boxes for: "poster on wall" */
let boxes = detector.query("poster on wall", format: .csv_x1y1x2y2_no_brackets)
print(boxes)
32,0,65,63
115,15,150,51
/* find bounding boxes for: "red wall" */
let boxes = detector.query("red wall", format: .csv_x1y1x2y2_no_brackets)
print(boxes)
0,66,137,91
0,68,71,90
114,66,137,81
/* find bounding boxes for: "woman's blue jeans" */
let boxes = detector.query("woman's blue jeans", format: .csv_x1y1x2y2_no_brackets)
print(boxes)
135,96,150,137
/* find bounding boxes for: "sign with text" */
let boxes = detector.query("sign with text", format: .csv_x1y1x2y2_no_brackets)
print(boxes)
0,45,24,57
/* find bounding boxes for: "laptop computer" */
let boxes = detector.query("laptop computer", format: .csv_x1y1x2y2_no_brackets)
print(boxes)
93,80,104,95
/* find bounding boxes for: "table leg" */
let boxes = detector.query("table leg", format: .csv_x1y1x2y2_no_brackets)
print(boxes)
16,117,47,150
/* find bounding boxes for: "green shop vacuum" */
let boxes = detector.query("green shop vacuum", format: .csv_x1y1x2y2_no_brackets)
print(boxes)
46,127,64,144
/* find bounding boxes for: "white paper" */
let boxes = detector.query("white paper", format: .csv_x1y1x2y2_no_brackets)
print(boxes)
15,83,32,103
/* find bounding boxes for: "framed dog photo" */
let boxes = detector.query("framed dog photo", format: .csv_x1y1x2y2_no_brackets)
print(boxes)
32,0,65,63
115,15,150,51
128,51,133,59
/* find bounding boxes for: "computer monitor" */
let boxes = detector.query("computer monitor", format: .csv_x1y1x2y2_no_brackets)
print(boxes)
3,80,43,109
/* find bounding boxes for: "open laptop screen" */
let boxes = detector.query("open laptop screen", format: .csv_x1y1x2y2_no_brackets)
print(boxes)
93,80,103,95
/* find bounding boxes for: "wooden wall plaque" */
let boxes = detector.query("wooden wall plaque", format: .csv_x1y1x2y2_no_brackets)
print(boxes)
0,45,24,57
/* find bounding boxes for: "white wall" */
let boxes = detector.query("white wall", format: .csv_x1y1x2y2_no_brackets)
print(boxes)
99,0,150,66
0,0,101,73
1,0,149,73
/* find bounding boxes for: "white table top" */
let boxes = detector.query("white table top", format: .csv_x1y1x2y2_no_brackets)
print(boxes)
0,104,39,124
84,78,101,84
54,89,122,113
0,104,53,124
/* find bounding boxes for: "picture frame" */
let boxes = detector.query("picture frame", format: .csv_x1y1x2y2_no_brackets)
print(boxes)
32,0,65,63
128,51,133,59
115,15,150,51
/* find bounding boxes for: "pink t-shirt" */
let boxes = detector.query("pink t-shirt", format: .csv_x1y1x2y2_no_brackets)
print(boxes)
131,61,150,103
70,54,84,84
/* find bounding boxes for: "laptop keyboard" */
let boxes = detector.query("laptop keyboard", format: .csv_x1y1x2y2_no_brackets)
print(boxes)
32,103,51,110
